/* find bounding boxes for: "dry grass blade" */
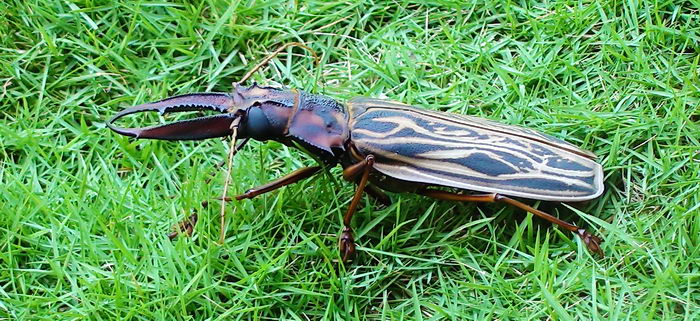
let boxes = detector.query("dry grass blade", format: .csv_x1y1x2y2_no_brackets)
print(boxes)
238,42,319,84
219,121,239,244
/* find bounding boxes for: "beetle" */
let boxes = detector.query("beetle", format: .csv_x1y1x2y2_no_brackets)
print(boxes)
107,83,604,261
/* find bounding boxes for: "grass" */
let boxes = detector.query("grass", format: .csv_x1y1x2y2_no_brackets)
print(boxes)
1,0,699,319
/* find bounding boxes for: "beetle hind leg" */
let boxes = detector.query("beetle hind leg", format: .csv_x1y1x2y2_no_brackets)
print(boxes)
417,189,603,256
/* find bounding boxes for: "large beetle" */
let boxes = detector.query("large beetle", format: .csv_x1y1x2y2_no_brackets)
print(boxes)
107,83,604,261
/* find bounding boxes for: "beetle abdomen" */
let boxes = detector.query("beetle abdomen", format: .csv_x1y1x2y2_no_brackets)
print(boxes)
348,98,603,201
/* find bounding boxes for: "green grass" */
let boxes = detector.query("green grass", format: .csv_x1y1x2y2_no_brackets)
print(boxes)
1,0,699,319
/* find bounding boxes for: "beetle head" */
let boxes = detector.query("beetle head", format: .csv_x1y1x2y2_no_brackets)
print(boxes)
106,83,295,142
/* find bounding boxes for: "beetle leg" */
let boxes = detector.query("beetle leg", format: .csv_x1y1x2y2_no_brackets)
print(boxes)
235,166,322,200
168,213,198,240
417,189,603,256
365,184,391,207
339,155,375,262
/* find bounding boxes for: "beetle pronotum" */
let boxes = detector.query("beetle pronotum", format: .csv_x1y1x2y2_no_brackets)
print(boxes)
107,84,604,261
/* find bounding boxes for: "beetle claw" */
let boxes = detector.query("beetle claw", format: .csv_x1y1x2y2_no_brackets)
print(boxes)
339,227,355,263
106,93,239,141
577,228,604,257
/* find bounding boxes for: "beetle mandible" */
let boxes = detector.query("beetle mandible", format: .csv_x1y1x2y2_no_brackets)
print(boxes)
107,83,604,261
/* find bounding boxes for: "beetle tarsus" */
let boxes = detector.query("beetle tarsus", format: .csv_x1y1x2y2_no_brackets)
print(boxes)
578,228,604,257
168,213,198,240
339,227,356,262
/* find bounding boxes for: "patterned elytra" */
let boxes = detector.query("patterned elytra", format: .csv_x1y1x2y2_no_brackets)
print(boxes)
348,98,604,202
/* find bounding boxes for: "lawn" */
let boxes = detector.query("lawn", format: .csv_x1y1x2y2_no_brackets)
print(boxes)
1,0,699,320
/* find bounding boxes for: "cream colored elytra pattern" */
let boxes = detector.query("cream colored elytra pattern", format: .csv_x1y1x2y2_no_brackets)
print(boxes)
348,98,603,201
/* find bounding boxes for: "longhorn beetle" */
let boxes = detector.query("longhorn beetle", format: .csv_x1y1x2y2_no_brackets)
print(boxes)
107,83,604,261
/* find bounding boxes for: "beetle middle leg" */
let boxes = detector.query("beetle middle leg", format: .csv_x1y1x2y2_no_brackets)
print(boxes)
339,155,375,262
364,185,391,207
417,189,603,256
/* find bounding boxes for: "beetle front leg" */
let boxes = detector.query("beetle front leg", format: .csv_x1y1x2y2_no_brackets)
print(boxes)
235,166,322,200
339,155,375,262
417,189,603,256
